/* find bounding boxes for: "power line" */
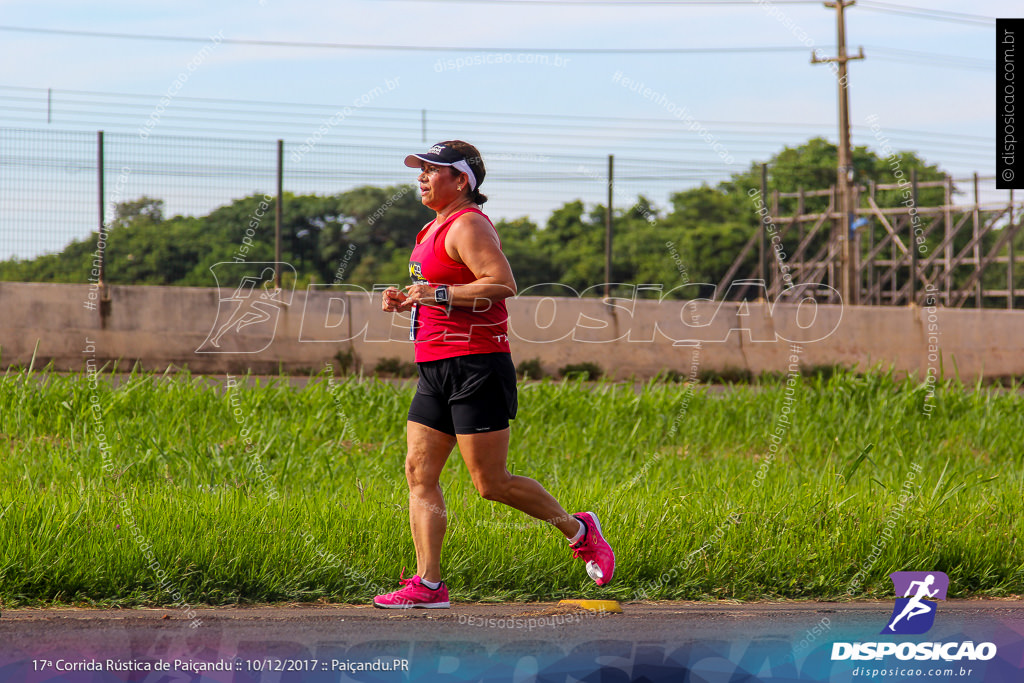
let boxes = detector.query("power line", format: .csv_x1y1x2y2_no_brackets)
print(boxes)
383,0,821,4
0,124,991,169
0,25,810,54
0,118,992,167
0,85,993,148
0,96,993,172
865,46,992,71
395,0,998,23
0,25,991,69
857,1,995,26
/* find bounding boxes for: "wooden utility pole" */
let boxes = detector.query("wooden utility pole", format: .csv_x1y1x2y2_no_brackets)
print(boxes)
813,1,864,305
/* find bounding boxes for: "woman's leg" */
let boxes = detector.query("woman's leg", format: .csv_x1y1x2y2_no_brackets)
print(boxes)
456,428,580,539
405,420,457,583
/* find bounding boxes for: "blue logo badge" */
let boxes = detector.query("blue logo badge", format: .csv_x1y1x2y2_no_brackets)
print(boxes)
881,571,949,635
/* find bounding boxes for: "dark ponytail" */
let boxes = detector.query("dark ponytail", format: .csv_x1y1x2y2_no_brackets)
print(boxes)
469,187,488,205
443,139,488,205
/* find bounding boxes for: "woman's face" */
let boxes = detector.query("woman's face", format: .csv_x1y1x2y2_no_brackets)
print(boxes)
418,162,466,210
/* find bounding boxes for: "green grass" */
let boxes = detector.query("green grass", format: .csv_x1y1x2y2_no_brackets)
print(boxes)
0,365,1021,607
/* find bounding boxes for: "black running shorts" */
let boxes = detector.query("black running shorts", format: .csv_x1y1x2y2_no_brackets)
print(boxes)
408,352,519,435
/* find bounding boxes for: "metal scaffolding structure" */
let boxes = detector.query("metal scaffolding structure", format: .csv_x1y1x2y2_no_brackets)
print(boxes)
719,173,1023,309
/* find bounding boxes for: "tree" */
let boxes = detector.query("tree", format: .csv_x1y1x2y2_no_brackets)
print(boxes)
532,200,605,293
493,217,554,292
112,196,164,229
656,185,751,292
0,139,975,301
722,137,947,213
318,185,432,288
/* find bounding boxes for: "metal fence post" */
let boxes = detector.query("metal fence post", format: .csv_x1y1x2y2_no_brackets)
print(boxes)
604,154,613,299
276,139,283,290
1010,190,1016,310
97,130,105,288
760,163,768,288
909,169,917,306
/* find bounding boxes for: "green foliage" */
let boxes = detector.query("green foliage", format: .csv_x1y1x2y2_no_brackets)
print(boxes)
721,137,947,212
6,138,1014,304
111,196,164,229
333,348,359,376
515,357,547,380
317,185,433,287
558,361,603,380
0,186,432,288
373,357,417,378
495,217,553,292
697,366,753,385
802,364,858,382
0,368,1020,605
652,368,687,384
536,200,604,293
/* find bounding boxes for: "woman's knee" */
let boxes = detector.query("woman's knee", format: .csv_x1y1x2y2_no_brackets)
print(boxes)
405,458,437,489
474,473,510,502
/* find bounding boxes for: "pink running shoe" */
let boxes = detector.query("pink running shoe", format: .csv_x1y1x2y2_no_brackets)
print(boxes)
373,571,450,609
571,512,615,586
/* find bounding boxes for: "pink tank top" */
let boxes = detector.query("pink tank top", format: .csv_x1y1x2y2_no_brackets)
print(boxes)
408,208,511,362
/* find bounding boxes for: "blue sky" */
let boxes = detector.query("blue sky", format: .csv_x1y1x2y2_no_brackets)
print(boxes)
0,0,1011,257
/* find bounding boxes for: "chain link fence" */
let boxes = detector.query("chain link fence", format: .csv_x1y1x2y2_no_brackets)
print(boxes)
0,127,725,279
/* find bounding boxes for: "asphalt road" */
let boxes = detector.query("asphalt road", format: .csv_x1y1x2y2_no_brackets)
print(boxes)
2,600,1022,682
5,599,1021,642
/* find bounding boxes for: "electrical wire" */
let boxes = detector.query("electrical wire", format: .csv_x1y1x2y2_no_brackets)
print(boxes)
0,24,992,69
382,0,821,4
0,85,994,146
857,1,995,26
386,0,996,24
864,46,992,71
0,26,811,54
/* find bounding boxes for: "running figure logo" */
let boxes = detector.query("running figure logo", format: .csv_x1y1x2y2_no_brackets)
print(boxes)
197,262,295,354
882,571,949,635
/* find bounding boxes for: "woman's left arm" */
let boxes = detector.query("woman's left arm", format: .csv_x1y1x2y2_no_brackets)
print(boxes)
401,213,516,310
446,213,517,306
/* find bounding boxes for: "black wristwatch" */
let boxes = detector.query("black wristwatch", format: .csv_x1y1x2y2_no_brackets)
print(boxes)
435,284,452,313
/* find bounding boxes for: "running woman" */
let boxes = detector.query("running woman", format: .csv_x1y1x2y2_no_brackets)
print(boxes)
374,140,615,608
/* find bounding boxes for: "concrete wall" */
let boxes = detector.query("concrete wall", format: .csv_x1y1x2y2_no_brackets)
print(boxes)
3,281,1023,381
